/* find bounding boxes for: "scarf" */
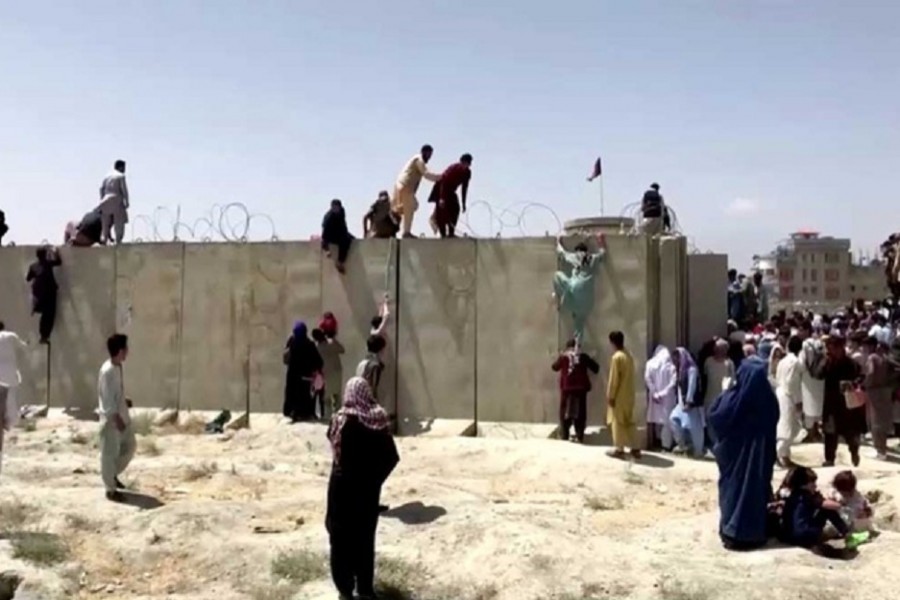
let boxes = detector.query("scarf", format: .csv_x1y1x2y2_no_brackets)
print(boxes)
327,376,390,463
293,321,307,339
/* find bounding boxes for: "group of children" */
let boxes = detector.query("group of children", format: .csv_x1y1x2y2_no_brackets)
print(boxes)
771,467,874,554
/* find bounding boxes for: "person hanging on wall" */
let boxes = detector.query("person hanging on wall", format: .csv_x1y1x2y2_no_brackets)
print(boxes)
26,245,62,344
392,144,441,238
321,199,354,274
99,160,130,245
553,233,606,345
551,338,600,444
428,153,473,238
65,207,104,247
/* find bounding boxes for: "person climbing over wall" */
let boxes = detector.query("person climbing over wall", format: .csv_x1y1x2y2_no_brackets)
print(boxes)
363,190,400,239
313,326,346,419
427,153,473,238
26,245,62,344
553,233,607,345
321,199,354,274
0,209,8,246
99,160,130,245
392,144,441,238
65,207,104,247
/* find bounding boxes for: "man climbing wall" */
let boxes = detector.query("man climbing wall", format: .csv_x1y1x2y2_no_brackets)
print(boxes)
26,245,62,344
553,233,607,345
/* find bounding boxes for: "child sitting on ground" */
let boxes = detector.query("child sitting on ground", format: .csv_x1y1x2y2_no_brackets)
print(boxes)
779,467,858,550
828,470,874,533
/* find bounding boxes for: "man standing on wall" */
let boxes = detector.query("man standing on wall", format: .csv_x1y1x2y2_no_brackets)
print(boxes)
0,209,8,246
98,334,135,502
99,160,130,245
26,245,62,344
363,191,399,239
429,153,473,238
0,321,27,478
606,330,640,459
392,145,441,238
640,183,665,236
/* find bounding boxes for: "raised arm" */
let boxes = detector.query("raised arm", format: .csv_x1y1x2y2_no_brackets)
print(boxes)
418,158,441,183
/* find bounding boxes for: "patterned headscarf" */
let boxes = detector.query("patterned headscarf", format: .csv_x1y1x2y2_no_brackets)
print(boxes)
327,376,390,463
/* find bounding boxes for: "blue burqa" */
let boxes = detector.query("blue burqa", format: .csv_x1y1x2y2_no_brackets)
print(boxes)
708,357,779,549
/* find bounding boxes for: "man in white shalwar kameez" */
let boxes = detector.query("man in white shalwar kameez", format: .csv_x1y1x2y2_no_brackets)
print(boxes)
645,345,678,450
98,334,135,502
775,336,804,466
99,160,130,245
0,322,27,478
392,145,440,238
797,328,825,435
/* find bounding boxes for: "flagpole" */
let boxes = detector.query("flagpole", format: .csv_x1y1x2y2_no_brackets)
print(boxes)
599,175,605,216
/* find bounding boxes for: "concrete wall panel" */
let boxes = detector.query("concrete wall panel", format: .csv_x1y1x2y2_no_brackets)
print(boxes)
247,242,322,415
396,240,476,431
658,236,688,350
558,235,651,426
475,239,559,423
179,244,252,412
687,253,728,354
51,247,117,415
0,246,49,407
321,239,397,415
115,244,184,410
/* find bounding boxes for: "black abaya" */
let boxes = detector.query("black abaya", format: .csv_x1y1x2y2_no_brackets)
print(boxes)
283,335,323,421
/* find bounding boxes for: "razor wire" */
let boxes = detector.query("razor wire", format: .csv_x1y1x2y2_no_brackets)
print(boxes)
456,200,564,238
129,203,279,243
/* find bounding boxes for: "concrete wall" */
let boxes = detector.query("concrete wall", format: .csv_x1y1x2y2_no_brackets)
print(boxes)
657,236,688,350
687,253,728,354
396,239,477,433
0,235,686,432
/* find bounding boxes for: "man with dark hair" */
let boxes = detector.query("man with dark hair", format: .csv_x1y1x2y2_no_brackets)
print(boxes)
606,330,639,458
321,199,354,274
99,160,130,245
0,209,8,245
355,334,387,403
26,245,62,343
98,333,134,502
641,183,665,236
392,145,440,238
428,153,473,238
363,191,399,239
551,338,600,443
808,335,864,467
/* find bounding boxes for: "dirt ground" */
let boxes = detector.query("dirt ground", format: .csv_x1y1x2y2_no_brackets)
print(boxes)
1,410,899,600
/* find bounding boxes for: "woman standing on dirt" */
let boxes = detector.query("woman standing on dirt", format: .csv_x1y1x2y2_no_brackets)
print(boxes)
282,322,323,422
709,357,778,550
326,377,399,600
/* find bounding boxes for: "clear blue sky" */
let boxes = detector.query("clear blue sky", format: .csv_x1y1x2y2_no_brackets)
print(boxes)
2,1,897,268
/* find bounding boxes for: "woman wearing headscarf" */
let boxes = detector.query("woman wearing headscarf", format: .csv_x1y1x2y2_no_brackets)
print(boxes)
669,347,705,458
767,342,786,389
283,321,324,422
709,358,779,550
775,336,804,468
326,377,399,600
644,345,678,451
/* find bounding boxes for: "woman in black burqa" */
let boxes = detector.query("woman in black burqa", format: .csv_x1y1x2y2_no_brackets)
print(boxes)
283,321,323,422
326,376,399,600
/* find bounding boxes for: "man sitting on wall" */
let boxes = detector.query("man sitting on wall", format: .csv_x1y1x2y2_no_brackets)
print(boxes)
65,208,104,247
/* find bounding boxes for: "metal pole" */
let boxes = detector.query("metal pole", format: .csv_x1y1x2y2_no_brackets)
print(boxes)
599,176,605,216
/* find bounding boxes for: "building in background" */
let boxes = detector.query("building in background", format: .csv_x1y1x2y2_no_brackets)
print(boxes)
752,231,887,307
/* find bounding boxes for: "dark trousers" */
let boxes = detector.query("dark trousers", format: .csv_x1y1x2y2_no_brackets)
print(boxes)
33,295,57,342
559,393,587,442
328,513,379,597
824,432,860,464
324,234,354,265
794,508,849,548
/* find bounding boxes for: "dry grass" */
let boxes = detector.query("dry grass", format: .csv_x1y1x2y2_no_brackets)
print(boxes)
0,498,39,532
259,460,275,472
130,411,157,436
182,461,218,482
584,495,624,511
622,469,645,486
375,556,427,600
19,418,37,432
138,436,162,456
9,531,70,566
657,578,712,600
247,583,297,600
65,513,100,532
70,430,91,445
270,548,328,584
174,413,207,435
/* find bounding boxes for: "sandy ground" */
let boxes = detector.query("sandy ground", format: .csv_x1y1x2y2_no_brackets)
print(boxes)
1,410,900,600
